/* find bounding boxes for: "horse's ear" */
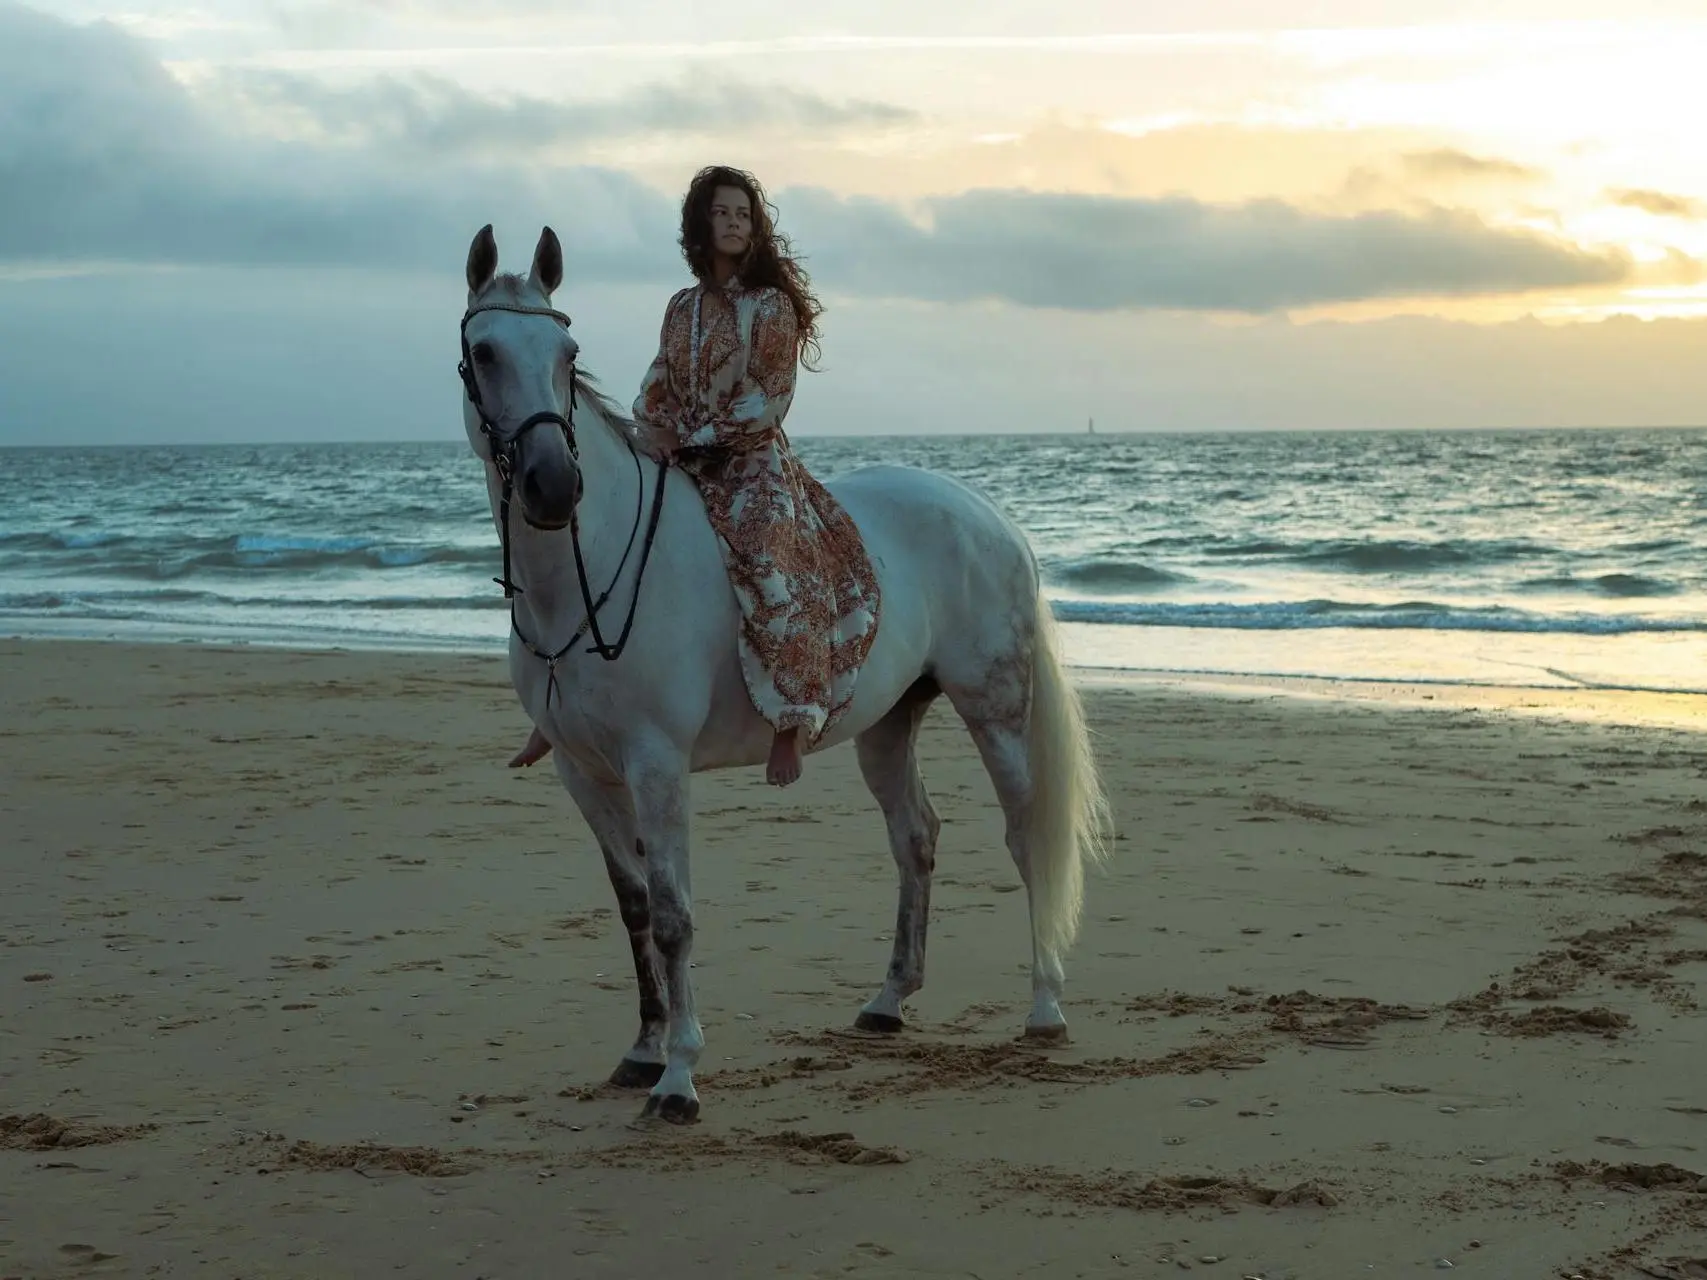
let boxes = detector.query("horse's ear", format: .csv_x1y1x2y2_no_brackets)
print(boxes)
466,224,498,294
530,226,563,296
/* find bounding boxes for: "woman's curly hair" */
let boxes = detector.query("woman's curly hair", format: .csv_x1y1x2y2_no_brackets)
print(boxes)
679,164,824,371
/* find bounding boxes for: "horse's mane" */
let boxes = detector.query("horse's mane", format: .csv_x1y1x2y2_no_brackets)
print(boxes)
483,272,639,435
572,369,637,435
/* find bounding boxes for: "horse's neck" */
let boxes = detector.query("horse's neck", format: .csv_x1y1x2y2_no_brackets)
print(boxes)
508,404,639,632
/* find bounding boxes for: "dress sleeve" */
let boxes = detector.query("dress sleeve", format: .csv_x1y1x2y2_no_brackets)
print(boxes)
679,289,798,451
631,292,688,431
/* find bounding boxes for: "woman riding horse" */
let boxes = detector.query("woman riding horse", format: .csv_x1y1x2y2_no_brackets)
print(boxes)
509,165,881,787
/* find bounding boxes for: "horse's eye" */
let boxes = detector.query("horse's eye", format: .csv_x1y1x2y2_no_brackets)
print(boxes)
472,341,495,364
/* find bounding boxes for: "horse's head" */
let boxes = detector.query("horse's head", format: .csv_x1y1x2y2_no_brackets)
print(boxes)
459,224,583,530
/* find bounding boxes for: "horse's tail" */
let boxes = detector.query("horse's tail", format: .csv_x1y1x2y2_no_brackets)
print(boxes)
1023,590,1114,960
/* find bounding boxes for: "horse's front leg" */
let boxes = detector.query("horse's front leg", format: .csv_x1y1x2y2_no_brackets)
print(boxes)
555,760,669,1088
627,752,703,1124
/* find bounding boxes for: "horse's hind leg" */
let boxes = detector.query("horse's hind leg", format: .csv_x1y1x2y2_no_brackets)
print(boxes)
555,762,668,1087
941,583,1107,1042
853,677,942,1034
956,711,1070,1041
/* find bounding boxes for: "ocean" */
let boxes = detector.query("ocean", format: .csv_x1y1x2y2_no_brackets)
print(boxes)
3,428,1704,696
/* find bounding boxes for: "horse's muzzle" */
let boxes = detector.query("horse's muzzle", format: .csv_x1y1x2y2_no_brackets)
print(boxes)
519,451,582,530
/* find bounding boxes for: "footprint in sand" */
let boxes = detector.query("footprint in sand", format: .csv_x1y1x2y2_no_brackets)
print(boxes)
571,1207,628,1238
59,1243,119,1262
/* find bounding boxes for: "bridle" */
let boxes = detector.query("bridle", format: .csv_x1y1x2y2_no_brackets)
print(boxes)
458,299,670,705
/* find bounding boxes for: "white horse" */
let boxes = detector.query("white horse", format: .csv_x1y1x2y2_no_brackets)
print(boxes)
457,224,1111,1123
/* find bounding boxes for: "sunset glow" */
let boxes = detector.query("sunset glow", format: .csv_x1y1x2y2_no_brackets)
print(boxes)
172,11,1707,318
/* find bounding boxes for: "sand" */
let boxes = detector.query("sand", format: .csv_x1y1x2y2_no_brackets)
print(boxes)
3,637,1705,1280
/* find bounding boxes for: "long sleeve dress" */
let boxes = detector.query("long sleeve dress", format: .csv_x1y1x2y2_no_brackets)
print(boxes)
632,277,881,745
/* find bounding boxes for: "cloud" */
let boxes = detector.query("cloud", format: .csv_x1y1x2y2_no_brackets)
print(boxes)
309,0,573,16
1338,147,1545,211
266,0,586,28
1648,248,1707,286
0,3,681,277
1398,148,1543,184
1607,187,1707,220
0,4,1635,315
200,67,916,155
242,0,585,50
785,188,1631,312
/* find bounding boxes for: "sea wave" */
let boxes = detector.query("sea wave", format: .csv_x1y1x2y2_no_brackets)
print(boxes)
0,589,503,615
233,534,373,555
1049,598,1707,635
1519,573,1680,599
0,532,496,576
0,530,135,552
1133,535,1560,572
1293,539,1555,573
57,531,128,550
1048,559,1194,591
228,534,492,571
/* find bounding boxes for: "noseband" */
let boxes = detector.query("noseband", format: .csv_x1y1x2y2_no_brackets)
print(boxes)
458,299,670,698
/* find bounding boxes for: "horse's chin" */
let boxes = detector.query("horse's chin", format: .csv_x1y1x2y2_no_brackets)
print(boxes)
522,513,571,532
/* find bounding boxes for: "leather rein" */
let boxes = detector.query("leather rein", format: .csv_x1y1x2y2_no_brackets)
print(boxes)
457,299,670,705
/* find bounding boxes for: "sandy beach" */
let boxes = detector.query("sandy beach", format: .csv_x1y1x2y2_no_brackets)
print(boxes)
4,638,1706,1280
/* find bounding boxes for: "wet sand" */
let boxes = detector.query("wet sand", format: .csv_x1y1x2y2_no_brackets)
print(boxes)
3,638,1706,1279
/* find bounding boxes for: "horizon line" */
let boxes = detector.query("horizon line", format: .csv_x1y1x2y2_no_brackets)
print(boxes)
4,422,1706,450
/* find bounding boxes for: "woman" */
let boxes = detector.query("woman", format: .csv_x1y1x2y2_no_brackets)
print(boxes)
510,165,881,787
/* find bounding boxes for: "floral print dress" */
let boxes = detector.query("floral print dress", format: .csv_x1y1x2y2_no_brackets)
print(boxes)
632,278,881,744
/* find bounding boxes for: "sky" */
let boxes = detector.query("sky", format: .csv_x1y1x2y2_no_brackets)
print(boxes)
2,0,1705,443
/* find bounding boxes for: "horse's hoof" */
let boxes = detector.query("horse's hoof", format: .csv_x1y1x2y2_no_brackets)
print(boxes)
1022,1023,1069,1045
609,1059,666,1089
641,1092,700,1125
854,1011,905,1035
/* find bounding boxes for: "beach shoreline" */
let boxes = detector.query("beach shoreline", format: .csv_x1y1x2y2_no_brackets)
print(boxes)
8,625,1705,734
1081,666,1707,736
4,637,1706,1278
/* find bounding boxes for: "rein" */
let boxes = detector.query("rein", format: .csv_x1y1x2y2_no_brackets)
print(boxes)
458,299,670,705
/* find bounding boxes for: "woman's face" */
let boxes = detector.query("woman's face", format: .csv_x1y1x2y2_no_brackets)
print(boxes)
708,184,754,260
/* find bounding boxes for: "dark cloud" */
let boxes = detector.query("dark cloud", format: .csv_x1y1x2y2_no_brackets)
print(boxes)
1607,188,1707,220
785,189,1631,313
0,4,1635,313
1399,149,1544,184
0,3,680,277
208,68,916,156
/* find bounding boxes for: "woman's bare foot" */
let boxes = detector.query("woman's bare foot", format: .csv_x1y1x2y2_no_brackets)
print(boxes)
509,727,552,769
766,727,803,787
